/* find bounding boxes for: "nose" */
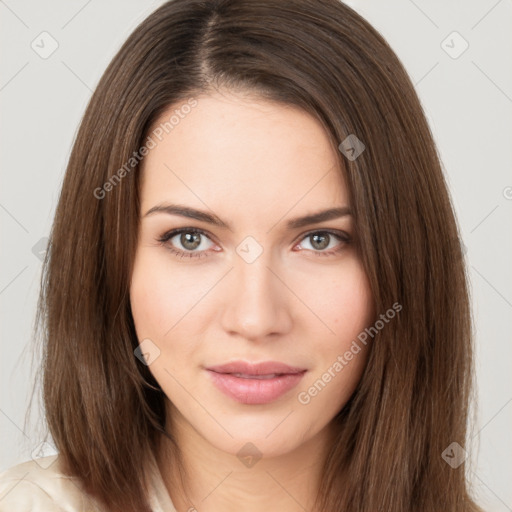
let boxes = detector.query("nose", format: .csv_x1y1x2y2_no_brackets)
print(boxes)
220,251,293,342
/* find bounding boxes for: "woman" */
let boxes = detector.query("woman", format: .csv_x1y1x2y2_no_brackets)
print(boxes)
0,0,483,511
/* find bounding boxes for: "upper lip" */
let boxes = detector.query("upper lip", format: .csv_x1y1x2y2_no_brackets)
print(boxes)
206,360,306,376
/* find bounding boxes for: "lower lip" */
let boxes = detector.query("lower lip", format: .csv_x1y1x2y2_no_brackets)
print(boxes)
206,370,306,405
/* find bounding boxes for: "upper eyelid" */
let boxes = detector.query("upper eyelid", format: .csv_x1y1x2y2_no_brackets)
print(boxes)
164,227,218,245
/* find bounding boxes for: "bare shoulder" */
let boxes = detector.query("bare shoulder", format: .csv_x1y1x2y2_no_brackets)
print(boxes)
0,455,102,512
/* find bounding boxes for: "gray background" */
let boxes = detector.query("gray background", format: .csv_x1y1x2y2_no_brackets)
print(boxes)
1,0,511,510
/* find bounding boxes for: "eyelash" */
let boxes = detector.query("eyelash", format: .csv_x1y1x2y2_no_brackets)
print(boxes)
156,227,351,259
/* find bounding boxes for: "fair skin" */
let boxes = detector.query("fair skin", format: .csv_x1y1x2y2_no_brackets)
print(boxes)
130,89,374,512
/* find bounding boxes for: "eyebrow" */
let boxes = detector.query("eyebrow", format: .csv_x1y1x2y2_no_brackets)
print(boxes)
143,203,352,230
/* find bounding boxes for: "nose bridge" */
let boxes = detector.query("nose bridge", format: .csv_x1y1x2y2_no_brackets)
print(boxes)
220,244,292,339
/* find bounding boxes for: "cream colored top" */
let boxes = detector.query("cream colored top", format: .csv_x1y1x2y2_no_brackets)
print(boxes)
0,453,177,512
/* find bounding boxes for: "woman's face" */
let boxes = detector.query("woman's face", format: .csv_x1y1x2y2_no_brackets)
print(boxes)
130,90,374,459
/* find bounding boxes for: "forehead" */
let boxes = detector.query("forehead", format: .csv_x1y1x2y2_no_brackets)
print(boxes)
139,91,349,218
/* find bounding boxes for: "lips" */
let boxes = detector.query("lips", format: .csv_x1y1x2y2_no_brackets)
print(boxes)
205,360,307,405
206,360,306,376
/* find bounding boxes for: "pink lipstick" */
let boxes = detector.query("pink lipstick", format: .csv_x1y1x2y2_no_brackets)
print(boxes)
205,360,307,405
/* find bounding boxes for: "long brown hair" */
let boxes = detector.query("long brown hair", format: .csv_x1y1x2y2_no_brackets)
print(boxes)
33,0,482,510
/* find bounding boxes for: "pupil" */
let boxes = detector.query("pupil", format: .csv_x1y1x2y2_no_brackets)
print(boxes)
181,232,201,250
311,233,329,250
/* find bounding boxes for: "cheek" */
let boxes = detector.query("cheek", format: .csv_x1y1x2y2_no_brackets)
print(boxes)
294,258,373,410
295,255,373,339
129,254,197,395
130,259,173,339
129,250,223,386
331,270,374,337
328,261,374,371
129,250,211,339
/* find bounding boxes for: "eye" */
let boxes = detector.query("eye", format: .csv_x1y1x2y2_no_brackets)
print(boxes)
295,230,351,256
157,228,351,260
157,228,218,259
